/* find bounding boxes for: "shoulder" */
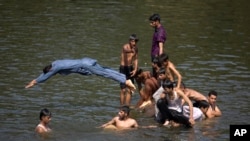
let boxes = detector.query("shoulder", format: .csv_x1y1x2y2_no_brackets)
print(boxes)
158,25,166,32
129,118,138,124
168,61,175,67
35,124,45,133
113,116,120,121
123,43,129,49
175,88,184,94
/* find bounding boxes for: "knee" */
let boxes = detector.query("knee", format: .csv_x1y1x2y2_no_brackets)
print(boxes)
157,98,167,107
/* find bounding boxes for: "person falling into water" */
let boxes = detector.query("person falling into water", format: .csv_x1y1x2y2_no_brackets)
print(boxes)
25,57,136,91
119,34,139,106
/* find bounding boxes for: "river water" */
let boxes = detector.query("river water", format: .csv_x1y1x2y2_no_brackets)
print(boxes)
0,0,249,141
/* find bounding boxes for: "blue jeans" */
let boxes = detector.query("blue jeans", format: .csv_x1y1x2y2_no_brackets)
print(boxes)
85,63,126,84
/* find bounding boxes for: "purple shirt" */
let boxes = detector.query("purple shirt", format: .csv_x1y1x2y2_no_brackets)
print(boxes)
151,25,167,57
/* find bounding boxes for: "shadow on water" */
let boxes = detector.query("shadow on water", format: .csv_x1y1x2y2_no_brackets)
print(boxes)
0,0,249,141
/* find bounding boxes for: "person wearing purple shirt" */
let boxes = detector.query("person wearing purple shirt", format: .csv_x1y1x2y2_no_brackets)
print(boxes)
25,57,136,91
149,14,167,78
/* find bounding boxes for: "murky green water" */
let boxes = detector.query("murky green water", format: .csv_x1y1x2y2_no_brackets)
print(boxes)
0,0,249,141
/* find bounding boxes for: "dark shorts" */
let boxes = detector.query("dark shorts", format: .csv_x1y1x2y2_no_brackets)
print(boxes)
119,65,134,88
156,98,192,128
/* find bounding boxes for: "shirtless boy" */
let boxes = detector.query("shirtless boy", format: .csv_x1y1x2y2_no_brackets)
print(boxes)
181,87,209,107
35,108,52,134
119,34,139,105
206,90,222,118
100,105,138,130
158,53,182,89
134,69,159,108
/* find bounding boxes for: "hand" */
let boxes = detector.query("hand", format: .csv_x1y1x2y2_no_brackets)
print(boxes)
25,83,34,88
130,70,136,77
25,80,36,88
189,118,195,126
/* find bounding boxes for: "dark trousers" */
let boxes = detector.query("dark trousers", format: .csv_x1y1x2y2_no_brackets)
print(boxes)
156,98,192,127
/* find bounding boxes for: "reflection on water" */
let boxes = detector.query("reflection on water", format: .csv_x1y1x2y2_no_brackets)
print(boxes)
0,0,249,141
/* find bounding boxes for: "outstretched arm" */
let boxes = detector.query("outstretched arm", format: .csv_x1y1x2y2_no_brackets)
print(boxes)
25,79,37,89
100,117,116,128
25,69,57,89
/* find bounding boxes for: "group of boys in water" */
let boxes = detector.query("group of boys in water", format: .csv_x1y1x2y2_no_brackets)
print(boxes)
25,13,222,135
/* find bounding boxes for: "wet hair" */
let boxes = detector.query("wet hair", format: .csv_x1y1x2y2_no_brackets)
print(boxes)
208,90,218,97
129,34,139,42
152,57,159,63
162,80,174,89
158,67,165,75
153,57,162,68
43,64,52,74
39,108,52,120
120,105,130,116
149,13,161,22
134,68,143,78
198,100,210,109
159,53,169,64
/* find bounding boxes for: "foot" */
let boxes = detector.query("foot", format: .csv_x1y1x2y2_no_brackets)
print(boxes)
125,80,136,91
163,120,170,126
139,100,152,108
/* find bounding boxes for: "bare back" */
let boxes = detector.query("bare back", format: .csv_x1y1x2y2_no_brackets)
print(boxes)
144,77,159,94
183,88,208,101
165,61,182,88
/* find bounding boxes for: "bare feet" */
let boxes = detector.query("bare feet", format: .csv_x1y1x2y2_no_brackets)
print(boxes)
125,80,136,91
163,120,170,126
139,100,152,108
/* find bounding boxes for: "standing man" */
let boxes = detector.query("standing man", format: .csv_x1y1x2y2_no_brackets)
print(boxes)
119,34,139,106
149,13,167,79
